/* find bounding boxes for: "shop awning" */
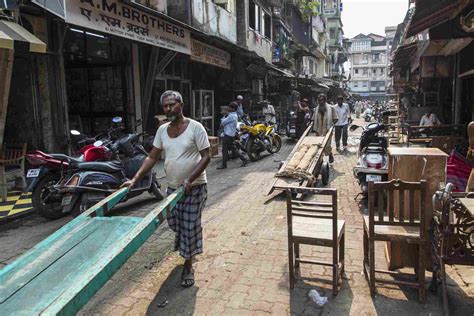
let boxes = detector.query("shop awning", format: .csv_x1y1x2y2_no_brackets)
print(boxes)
0,20,46,53
421,38,473,56
0,0,17,9
392,42,418,68
267,64,295,78
406,0,470,38
31,0,65,19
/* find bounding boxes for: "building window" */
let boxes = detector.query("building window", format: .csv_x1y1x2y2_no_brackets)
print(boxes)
249,2,256,29
380,68,384,74
363,68,368,75
264,11,271,39
354,82,359,87
355,69,359,74
372,68,376,74
330,28,336,39
362,81,368,87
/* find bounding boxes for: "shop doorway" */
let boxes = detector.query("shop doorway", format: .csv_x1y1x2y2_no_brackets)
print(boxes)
63,28,132,136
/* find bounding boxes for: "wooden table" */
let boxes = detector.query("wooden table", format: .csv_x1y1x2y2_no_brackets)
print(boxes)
386,147,448,270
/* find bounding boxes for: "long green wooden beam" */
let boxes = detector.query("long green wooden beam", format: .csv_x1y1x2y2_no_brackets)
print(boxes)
43,188,184,315
0,188,129,301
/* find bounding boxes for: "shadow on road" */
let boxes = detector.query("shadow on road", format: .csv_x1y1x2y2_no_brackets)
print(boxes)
146,265,198,315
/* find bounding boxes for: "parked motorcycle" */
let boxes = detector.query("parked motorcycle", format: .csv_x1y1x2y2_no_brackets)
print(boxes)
286,111,298,140
49,131,163,217
352,122,389,196
26,131,113,219
364,108,373,122
27,117,135,219
240,118,282,161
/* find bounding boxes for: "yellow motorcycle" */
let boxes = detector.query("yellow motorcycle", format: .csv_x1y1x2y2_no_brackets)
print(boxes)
240,118,282,161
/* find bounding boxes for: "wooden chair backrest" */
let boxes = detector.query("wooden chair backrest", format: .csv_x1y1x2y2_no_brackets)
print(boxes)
368,179,428,236
286,186,338,241
0,143,27,169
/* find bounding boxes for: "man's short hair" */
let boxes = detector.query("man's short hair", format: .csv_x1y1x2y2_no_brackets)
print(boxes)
160,90,183,104
318,93,327,99
229,102,238,110
236,95,243,100
302,98,309,104
337,95,344,100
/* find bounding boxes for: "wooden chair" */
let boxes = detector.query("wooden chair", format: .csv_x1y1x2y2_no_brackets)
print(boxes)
363,179,429,302
285,186,345,295
0,143,27,202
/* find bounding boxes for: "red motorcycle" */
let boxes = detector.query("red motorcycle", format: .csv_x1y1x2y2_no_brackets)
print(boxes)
26,117,125,219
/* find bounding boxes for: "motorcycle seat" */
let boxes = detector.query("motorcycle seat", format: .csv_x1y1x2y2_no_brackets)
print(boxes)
75,160,123,173
50,153,84,164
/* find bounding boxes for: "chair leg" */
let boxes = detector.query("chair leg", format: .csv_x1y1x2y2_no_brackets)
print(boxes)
294,243,300,268
333,245,338,296
369,236,376,296
440,259,449,316
363,228,369,279
340,232,345,274
288,240,295,289
418,243,426,303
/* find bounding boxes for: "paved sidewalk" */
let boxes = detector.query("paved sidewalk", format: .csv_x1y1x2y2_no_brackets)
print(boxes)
78,123,474,315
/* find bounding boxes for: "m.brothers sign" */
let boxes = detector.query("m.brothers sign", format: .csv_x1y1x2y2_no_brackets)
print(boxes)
65,0,191,54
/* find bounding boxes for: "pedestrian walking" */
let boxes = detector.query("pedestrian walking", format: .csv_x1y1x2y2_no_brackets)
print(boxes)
236,95,245,119
121,90,210,288
313,93,337,163
334,95,351,150
295,98,310,138
262,100,276,124
218,102,249,169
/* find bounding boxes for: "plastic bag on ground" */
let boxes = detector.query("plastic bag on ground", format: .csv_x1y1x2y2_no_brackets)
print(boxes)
308,289,328,306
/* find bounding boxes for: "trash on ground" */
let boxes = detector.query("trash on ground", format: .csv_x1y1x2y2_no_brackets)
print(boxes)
308,289,328,307
158,300,168,308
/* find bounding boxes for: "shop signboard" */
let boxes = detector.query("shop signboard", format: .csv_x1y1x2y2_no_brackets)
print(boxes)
65,0,191,55
190,39,231,70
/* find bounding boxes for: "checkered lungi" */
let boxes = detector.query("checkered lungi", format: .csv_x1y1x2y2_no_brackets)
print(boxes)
167,184,207,260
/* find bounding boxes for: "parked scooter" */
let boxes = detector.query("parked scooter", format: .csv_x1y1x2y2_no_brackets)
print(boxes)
363,108,373,122
49,131,163,218
352,122,389,196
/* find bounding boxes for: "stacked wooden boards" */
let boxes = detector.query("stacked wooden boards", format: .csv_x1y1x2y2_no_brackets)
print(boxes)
268,126,333,194
0,187,183,315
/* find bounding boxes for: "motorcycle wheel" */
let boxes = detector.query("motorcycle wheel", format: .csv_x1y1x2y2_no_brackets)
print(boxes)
267,134,282,154
150,181,164,201
33,174,64,220
71,193,106,217
246,137,261,161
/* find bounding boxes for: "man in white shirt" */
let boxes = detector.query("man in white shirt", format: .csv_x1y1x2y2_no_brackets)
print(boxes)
334,95,351,150
313,93,337,163
262,100,276,124
419,111,441,126
122,90,210,288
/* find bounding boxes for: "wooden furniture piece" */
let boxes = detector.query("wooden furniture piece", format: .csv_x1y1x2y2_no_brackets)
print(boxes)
407,124,464,147
430,184,474,316
363,179,429,302
0,187,183,314
430,136,462,154
0,143,27,202
285,186,345,295
387,147,448,269
208,136,219,157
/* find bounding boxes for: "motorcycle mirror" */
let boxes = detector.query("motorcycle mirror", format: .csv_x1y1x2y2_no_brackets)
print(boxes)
349,125,359,132
70,130,81,136
93,140,103,147
112,116,123,123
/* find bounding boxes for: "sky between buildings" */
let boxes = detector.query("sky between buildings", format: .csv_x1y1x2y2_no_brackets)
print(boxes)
341,0,409,38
